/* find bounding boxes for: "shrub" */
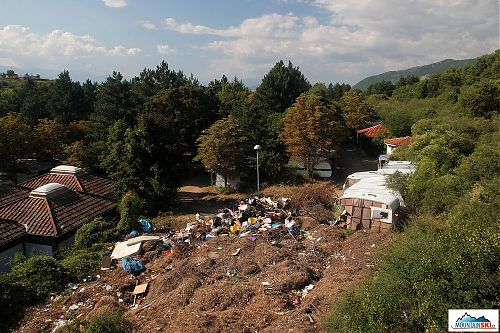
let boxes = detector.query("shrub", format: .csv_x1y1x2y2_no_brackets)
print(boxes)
118,191,145,233
62,249,102,281
84,310,132,333
324,199,500,333
0,274,30,332
10,255,68,301
75,217,118,249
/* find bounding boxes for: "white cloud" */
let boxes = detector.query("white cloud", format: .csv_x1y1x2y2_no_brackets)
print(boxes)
156,44,177,55
102,0,127,8
141,21,158,30
109,46,142,56
164,0,499,83
0,25,142,76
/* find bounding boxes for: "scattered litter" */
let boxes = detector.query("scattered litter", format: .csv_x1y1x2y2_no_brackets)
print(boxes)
140,218,153,233
121,257,145,275
231,248,241,256
111,241,141,260
132,283,149,296
261,281,271,286
68,304,79,311
100,256,113,270
52,319,67,333
125,235,162,246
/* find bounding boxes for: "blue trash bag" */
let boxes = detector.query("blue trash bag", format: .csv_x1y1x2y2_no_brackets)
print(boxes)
139,219,152,233
129,230,139,237
121,257,144,275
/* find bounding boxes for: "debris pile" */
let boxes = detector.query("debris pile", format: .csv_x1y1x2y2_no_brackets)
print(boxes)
17,195,391,333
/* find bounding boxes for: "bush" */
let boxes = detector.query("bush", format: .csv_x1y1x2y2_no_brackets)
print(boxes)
62,249,102,281
118,191,145,233
0,274,30,332
84,310,132,333
324,197,500,333
75,217,118,249
10,255,68,301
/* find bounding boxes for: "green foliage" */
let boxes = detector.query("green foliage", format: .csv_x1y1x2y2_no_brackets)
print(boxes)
255,60,311,115
327,51,499,332
0,113,31,173
101,111,184,209
386,171,410,201
10,255,68,301
236,60,311,182
144,85,219,156
118,191,145,232
47,70,88,125
84,310,132,333
340,90,374,129
280,93,348,178
325,198,500,333
459,79,500,118
75,217,117,249
353,58,475,91
195,115,250,184
33,118,67,160
61,249,102,281
375,98,442,137
0,273,30,332
366,80,395,96
210,76,251,117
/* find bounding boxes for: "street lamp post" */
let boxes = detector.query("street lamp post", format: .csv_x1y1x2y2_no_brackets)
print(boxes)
254,145,261,196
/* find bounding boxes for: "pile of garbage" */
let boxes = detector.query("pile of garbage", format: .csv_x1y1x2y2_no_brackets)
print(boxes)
186,196,296,240
18,192,392,333
108,196,299,276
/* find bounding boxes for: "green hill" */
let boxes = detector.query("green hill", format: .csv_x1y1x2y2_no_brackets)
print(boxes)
353,58,476,91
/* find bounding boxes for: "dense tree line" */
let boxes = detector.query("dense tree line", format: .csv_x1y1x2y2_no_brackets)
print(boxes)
326,50,499,333
0,60,357,212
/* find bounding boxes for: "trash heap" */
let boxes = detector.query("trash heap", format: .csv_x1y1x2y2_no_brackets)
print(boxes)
183,196,296,242
20,192,392,333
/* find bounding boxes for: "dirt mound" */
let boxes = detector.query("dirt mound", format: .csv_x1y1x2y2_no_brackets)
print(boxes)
16,189,392,333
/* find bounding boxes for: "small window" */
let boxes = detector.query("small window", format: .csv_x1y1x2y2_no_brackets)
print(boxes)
371,207,391,223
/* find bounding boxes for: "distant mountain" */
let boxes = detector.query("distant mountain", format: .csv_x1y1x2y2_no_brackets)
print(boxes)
353,58,476,91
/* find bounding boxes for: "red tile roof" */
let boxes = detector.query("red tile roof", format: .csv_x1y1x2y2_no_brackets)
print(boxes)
78,174,115,197
357,124,389,138
384,136,412,146
0,184,29,208
0,219,26,247
20,170,115,197
0,189,117,237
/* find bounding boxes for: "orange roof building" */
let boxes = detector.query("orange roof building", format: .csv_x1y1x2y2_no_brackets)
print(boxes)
356,124,389,138
21,165,115,198
0,166,117,271
384,136,412,155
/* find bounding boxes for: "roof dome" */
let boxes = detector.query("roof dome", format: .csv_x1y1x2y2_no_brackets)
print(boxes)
29,183,70,199
50,165,85,176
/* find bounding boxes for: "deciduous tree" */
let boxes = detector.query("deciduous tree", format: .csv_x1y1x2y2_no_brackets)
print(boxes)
340,90,374,130
0,113,31,174
33,118,67,160
195,115,249,186
280,93,348,178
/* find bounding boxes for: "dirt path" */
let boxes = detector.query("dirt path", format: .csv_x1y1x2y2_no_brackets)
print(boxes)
175,145,377,216
173,173,247,224
334,144,378,182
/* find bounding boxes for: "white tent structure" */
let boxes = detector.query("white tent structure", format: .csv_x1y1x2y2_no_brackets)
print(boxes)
339,160,415,232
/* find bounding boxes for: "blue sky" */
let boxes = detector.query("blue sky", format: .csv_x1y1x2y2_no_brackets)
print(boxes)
1,0,498,85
